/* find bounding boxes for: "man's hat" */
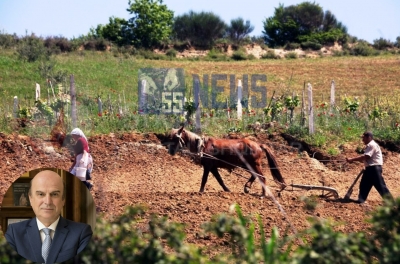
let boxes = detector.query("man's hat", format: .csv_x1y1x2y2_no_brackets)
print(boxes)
362,131,373,138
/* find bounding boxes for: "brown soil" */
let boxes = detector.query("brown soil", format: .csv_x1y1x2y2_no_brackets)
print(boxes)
1,131,399,256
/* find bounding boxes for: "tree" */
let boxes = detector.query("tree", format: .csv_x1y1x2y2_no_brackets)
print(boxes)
262,4,300,47
127,0,174,48
395,36,400,48
94,17,131,46
17,34,49,62
173,11,227,49
263,2,348,47
226,18,254,45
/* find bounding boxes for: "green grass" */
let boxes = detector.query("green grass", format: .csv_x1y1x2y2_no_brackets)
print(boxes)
1,49,400,151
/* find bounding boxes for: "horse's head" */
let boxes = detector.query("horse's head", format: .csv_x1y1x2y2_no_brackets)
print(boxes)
160,126,185,155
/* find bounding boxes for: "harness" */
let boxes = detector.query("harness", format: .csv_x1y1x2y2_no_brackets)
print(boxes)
176,133,204,157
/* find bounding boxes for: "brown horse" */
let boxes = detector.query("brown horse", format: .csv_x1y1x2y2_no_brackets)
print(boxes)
160,126,286,196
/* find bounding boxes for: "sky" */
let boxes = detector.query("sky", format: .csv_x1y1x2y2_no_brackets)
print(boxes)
0,0,399,43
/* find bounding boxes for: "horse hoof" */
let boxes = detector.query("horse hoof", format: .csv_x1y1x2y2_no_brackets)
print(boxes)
244,186,249,194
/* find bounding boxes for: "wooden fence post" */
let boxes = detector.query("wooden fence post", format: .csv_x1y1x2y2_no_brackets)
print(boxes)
308,83,314,134
13,96,18,118
118,94,123,116
49,80,56,100
47,81,50,105
123,90,127,113
300,81,306,126
97,96,103,116
194,78,201,132
139,79,146,114
237,80,242,120
330,80,335,113
226,98,230,119
35,83,40,101
108,94,113,114
70,75,77,128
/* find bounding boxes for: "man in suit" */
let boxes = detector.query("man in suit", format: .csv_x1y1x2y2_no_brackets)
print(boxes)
5,170,93,263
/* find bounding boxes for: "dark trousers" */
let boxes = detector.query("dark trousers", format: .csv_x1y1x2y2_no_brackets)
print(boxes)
358,165,392,202
83,181,92,190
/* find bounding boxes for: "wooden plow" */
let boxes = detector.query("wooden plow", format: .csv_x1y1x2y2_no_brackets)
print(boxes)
279,182,339,199
180,150,341,199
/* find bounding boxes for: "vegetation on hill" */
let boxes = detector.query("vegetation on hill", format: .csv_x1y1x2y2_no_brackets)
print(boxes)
2,1,399,57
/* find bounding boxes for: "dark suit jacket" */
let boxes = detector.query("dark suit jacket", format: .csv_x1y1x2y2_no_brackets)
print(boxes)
5,216,93,263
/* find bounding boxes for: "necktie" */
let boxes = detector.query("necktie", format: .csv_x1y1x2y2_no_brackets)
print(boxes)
42,228,52,263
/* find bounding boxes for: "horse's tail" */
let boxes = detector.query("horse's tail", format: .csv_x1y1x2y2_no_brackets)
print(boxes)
260,144,286,185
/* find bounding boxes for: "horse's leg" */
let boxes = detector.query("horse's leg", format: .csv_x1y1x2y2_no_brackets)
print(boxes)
244,164,266,196
244,175,256,194
200,167,210,192
210,168,230,192
255,164,267,197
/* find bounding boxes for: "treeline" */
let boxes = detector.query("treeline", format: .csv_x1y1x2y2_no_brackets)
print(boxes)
1,0,400,61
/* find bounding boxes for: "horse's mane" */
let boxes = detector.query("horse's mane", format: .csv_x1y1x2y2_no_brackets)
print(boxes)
182,129,197,139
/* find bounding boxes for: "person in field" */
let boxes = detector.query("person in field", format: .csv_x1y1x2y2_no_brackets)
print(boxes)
68,128,94,190
346,131,393,204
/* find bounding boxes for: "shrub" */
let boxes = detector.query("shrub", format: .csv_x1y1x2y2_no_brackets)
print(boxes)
203,204,291,263
300,41,322,51
165,48,177,58
284,52,298,59
261,50,280,59
1,201,400,262
134,49,166,60
73,206,209,263
0,32,19,49
83,39,97,51
368,197,400,263
247,54,256,60
284,42,300,50
372,38,394,50
94,38,110,51
83,38,110,51
44,36,73,54
332,50,349,57
206,49,229,61
293,218,372,264
231,50,248,60
16,35,49,62
395,36,400,48
350,41,379,56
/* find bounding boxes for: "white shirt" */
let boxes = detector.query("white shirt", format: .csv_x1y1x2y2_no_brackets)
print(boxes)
36,216,60,243
363,140,383,167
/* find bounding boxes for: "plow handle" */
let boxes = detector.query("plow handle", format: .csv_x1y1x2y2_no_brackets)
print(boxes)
344,169,364,199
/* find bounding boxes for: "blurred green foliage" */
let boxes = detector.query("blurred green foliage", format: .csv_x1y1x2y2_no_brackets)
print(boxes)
2,199,398,263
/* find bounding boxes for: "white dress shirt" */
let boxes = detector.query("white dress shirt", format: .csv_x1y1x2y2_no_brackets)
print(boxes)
36,216,60,243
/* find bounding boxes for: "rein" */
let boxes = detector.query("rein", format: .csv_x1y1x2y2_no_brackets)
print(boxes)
201,152,287,187
175,131,283,187
176,133,186,149
180,149,286,188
